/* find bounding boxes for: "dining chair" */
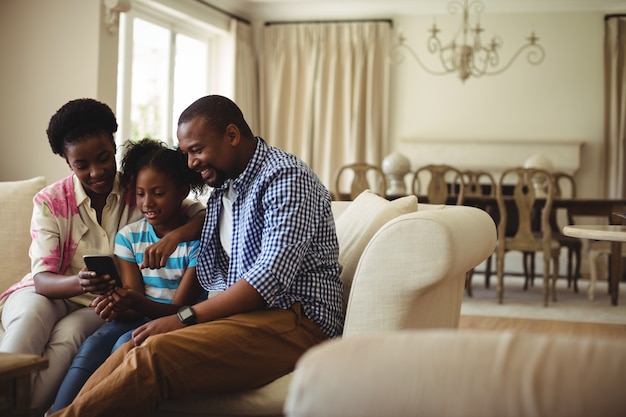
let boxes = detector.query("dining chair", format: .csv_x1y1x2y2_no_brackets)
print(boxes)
412,164,465,205
461,170,497,296
522,171,582,292
334,163,387,201
495,167,560,306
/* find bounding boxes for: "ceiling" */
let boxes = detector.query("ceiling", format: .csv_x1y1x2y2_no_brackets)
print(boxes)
202,0,626,22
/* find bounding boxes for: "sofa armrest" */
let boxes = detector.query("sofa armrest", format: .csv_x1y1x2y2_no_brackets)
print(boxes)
343,205,496,335
285,330,626,417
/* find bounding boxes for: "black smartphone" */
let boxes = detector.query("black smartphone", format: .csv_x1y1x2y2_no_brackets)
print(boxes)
83,254,122,287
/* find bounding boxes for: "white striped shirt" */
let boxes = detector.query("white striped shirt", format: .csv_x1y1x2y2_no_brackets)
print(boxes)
115,218,199,303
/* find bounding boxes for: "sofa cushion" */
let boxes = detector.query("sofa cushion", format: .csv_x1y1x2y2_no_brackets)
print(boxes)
334,190,417,309
285,330,626,417
0,177,46,292
155,372,291,417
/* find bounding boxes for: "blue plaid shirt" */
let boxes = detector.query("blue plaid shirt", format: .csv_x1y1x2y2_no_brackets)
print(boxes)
196,138,344,338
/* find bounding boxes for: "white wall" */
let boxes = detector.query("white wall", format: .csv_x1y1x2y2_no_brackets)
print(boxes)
0,0,118,183
0,2,612,201
390,12,606,198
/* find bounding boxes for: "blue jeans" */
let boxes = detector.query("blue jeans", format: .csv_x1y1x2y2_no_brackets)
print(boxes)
50,317,147,412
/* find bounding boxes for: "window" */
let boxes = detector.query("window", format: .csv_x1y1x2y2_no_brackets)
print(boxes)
116,0,234,148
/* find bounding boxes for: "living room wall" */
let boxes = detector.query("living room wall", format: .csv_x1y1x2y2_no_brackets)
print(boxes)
389,11,605,199
0,0,118,184
0,1,611,201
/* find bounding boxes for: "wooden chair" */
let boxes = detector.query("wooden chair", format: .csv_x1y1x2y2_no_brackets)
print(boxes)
334,163,387,201
461,170,497,296
523,171,582,292
495,167,560,306
412,164,465,205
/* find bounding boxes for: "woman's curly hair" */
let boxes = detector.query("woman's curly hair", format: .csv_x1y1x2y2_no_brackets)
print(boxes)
46,98,117,157
120,138,206,198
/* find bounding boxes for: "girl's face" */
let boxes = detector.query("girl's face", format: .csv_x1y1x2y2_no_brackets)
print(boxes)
64,133,117,200
135,167,189,236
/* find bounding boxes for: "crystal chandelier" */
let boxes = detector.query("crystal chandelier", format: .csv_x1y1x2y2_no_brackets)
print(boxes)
391,0,545,82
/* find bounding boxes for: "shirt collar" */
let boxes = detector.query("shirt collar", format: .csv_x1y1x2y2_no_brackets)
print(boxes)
220,137,266,195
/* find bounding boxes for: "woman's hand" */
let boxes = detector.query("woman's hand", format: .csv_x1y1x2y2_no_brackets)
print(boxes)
131,314,185,346
78,268,116,295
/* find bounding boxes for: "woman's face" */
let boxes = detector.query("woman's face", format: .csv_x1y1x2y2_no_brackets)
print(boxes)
64,133,117,199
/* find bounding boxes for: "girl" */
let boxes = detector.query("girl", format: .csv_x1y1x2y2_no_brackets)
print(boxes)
51,138,207,412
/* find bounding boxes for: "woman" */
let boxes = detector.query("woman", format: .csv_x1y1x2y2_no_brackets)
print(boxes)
0,98,205,416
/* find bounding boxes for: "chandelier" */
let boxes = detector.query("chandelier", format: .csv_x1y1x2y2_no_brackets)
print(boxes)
391,0,545,82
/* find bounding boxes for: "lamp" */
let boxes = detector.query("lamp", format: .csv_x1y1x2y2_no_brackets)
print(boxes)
382,152,411,197
103,0,131,34
391,0,545,82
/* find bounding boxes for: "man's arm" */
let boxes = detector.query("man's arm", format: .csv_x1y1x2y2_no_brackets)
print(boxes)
141,208,206,269
130,279,265,346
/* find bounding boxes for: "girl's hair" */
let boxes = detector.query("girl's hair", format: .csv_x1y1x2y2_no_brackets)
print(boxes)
120,138,205,197
46,98,118,157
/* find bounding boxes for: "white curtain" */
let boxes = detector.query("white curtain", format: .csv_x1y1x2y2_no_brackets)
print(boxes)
604,15,626,199
233,20,259,134
260,21,391,189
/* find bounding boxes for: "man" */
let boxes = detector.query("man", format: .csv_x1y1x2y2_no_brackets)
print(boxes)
51,95,344,417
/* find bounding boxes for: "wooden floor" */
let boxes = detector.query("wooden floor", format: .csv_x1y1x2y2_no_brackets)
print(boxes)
459,315,626,338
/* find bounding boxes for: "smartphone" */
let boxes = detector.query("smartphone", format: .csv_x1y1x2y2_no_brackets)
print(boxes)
83,254,122,287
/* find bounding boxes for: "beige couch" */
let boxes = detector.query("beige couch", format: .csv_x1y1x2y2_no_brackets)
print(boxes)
284,330,626,417
0,176,47,306
0,180,497,416
155,191,497,417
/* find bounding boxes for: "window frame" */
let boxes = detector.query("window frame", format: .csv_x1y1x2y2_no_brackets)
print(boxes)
116,0,233,148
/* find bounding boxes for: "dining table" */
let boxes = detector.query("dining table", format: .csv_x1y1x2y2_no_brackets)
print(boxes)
562,224,626,306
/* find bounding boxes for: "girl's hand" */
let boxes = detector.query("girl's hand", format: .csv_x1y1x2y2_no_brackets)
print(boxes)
108,287,139,312
131,315,185,346
92,292,118,322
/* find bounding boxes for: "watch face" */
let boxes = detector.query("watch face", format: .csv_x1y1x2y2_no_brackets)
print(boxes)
178,306,195,324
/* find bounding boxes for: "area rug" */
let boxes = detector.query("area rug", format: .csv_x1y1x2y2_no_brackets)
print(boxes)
461,275,626,325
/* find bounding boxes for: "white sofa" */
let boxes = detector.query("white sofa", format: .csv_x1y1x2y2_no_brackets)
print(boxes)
284,330,626,417
0,180,497,416
0,176,47,310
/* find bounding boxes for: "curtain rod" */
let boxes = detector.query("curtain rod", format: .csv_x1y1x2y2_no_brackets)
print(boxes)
193,0,251,25
265,18,393,26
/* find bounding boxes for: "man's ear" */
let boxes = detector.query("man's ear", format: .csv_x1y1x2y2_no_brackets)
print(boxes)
225,124,240,146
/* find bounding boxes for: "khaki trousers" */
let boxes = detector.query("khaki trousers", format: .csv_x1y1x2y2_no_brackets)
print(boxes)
51,303,327,417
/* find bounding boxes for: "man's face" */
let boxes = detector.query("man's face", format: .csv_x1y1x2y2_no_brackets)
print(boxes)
177,117,235,188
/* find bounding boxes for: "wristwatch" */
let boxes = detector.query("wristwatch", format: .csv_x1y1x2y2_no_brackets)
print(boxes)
177,306,196,325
